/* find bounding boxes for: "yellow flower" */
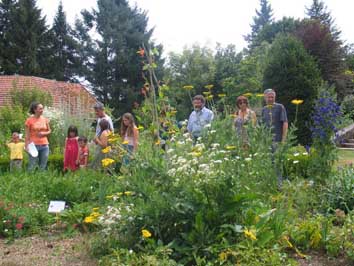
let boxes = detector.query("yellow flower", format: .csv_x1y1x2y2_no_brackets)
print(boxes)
218,93,226,98
291,99,304,105
108,137,120,143
219,251,228,261
106,195,113,199
192,152,202,157
122,140,129,145
205,84,214,90
170,110,177,115
101,158,115,167
138,125,144,131
283,235,293,248
155,139,161,145
92,207,99,212
101,146,111,154
124,191,133,196
256,93,264,97
244,229,257,240
117,192,124,196
202,91,211,96
243,92,253,97
91,212,100,218
206,95,213,100
142,229,152,238
168,130,176,134
183,85,194,90
106,131,113,137
84,216,95,223
225,145,236,150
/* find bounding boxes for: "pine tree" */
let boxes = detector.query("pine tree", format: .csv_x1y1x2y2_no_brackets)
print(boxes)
47,1,81,81
245,0,273,50
8,0,50,75
78,0,160,116
0,0,17,74
305,0,340,38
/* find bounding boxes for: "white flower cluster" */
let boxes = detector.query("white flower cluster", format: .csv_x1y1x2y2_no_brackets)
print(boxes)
98,204,134,235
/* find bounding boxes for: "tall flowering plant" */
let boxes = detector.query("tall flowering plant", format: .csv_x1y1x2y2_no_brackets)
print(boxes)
309,87,342,179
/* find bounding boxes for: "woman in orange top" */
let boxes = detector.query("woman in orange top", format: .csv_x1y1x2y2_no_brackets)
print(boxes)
25,102,51,170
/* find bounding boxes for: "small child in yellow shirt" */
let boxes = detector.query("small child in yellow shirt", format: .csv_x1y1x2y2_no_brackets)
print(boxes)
6,132,25,171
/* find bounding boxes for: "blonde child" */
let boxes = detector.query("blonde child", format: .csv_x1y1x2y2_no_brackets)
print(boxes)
7,132,25,171
120,113,139,164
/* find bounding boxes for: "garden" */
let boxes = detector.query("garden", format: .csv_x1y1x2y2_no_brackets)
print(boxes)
1,0,354,264
0,71,353,266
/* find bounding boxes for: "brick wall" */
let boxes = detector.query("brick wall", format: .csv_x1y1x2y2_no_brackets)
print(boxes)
0,75,97,116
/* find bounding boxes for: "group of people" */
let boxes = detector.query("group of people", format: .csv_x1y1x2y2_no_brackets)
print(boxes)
6,88,287,173
6,102,139,172
187,88,288,146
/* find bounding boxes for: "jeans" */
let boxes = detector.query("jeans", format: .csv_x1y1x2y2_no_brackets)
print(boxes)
28,145,49,171
122,144,134,165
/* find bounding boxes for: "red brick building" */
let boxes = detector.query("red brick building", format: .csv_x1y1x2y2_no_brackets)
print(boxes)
0,75,97,116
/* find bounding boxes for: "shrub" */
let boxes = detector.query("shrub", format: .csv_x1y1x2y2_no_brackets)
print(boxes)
284,145,311,178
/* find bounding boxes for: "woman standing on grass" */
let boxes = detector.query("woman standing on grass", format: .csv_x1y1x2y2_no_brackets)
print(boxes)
234,96,257,149
25,102,51,170
120,113,139,164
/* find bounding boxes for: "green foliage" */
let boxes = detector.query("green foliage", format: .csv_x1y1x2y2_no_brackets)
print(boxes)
284,145,311,179
245,0,274,50
165,45,216,120
0,104,27,134
263,34,322,144
10,86,53,112
323,166,354,211
46,1,81,81
78,0,162,117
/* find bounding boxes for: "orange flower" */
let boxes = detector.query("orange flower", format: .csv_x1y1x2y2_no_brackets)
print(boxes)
137,48,145,57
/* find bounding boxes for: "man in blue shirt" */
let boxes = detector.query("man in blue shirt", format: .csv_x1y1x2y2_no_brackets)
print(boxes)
261,88,288,188
187,95,214,139
261,89,288,143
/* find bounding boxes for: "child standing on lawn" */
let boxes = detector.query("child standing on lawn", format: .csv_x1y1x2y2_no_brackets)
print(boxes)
77,136,89,168
63,125,79,171
6,132,25,171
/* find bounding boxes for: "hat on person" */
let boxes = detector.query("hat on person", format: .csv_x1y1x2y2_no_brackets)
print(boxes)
93,102,105,110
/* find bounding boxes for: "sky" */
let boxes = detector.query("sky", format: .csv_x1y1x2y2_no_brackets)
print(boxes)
37,0,354,54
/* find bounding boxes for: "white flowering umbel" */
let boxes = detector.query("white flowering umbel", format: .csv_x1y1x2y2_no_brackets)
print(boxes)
98,203,134,235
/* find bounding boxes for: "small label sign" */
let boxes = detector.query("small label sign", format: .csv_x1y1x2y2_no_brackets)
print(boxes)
48,201,66,213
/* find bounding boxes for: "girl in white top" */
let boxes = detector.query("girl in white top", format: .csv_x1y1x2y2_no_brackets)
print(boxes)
120,113,139,155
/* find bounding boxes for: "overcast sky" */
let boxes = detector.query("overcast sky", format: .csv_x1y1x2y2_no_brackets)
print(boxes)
37,0,354,54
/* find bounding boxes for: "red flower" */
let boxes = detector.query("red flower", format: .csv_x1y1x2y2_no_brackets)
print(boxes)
137,48,145,57
16,223,23,230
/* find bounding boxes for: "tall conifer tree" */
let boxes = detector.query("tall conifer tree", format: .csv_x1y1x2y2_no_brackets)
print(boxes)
245,0,273,50
0,0,17,74
48,1,80,81
6,0,50,75
78,0,161,116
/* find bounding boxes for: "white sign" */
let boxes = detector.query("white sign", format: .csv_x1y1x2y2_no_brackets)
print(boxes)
48,201,66,213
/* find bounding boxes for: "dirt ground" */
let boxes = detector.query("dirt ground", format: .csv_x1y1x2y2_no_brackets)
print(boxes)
0,234,97,266
296,251,352,266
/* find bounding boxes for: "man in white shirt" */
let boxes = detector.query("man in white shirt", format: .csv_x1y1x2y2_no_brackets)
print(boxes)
187,95,214,139
94,102,114,136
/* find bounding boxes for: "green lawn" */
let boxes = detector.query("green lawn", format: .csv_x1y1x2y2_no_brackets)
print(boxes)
337,149,354,166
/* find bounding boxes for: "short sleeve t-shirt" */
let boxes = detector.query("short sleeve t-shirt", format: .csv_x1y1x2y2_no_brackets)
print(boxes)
262,103,288,142
7,142,25,160
25,116,50,145
79,146,89,166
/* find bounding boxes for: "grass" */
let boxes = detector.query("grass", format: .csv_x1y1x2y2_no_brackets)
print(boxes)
337,148,354,166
